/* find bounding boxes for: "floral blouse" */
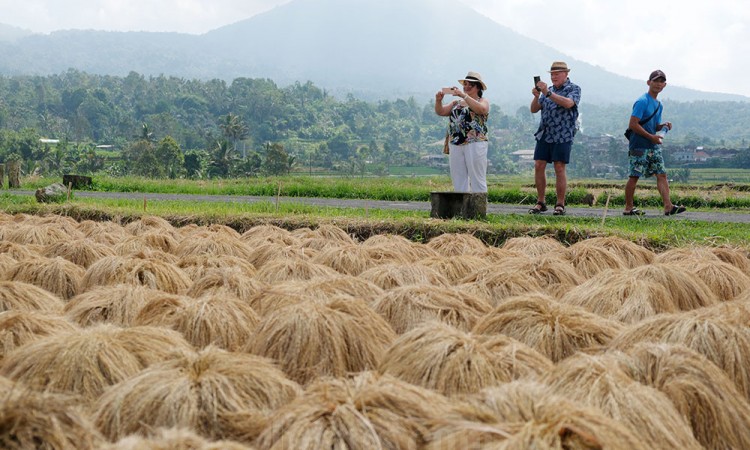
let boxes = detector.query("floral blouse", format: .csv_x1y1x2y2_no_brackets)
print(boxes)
448,101,488,145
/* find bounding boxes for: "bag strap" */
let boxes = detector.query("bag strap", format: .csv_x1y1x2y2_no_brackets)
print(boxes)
638,102,661,126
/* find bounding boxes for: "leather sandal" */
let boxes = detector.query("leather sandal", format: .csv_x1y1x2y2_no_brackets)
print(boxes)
623,208,645,216
528,201,547,214
665,205,686,216
552,204,565,216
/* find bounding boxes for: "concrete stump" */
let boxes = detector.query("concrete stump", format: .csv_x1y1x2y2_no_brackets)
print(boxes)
430,192,487,220
63,174,92,189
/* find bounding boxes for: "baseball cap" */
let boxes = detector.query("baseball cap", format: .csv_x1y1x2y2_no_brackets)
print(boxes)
649,70,667,81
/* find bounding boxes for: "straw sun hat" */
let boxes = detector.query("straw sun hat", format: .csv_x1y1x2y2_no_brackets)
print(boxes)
458,71,487,90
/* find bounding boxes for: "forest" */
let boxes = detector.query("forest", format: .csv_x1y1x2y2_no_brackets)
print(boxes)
1,70,749,179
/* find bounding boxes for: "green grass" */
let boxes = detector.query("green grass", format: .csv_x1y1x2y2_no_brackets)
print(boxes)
3,192,748,250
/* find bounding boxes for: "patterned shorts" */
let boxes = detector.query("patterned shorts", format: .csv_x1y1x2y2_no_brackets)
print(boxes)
628,148,666,178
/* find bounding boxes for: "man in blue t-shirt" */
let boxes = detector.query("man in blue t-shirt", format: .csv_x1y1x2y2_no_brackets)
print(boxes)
624,70,686,216
529,61,581,216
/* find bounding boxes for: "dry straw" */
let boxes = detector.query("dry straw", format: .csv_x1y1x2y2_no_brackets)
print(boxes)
247,296,396,385
113,232,180,255
254,258,340,284
64,284,171,327
0,310,78,361
0,280,65,313
42,238,116,268
179,223,242,240
459,259,546,307
0,240,39,261
0,379,106,449
560,268,679,324
123,215,176,236
81,255,192,294
93,346,300,442
186,267,266,302
103,427,254,450
379,322,553,396
245,241,312,269
626,263,719,311
562,241,628,279
295,275,385,304
174,234,255,259
0,254,16,279
616,342,750,450
359,262,450,290
473,293,623,362
575,236,654,268
501,236,565,258
608,313,750,401
681,259,750,301
4,256,85,300
419,255,490,285
543,352,702,449
653,246,722,265
240,223,299,246
362,234,440,263
5,223,82,246
135,292,260,351
710,245,750,275
425,233,488,257
426,381,648,449
256,371,459,450
372,284,492,333
492,255,582,298
177,254,257,280
310,244,378,276
1,324,192,403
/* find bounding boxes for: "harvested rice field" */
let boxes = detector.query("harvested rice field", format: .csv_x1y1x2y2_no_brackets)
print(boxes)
1,212,750,449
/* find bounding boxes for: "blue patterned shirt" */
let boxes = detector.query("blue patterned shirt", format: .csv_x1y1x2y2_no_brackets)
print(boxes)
535,79,581,143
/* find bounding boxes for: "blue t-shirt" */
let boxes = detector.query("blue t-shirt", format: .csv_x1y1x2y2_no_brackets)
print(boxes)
536,78,581,143
629,93,662,150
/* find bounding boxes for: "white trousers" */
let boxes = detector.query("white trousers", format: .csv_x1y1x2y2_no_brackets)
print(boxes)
448,140,488,193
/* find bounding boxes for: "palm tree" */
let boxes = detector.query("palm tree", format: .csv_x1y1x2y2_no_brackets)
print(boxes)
218,113,249,158
208,139,236,177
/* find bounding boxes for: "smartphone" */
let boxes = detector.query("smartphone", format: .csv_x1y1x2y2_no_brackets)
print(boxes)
533,75,541,85
441,87,456,95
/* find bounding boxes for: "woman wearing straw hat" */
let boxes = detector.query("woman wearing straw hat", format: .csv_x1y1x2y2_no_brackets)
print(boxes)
434,71,490,193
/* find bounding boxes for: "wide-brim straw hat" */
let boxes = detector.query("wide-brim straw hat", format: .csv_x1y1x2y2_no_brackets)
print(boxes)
458,71,487,90
548,61,571,73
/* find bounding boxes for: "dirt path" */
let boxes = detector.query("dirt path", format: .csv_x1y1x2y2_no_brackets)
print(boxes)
18,190,749,224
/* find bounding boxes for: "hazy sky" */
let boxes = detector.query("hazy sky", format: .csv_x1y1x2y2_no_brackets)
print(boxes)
1,0,748,97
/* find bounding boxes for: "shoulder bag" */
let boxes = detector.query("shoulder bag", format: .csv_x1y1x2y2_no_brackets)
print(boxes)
624,102,662,141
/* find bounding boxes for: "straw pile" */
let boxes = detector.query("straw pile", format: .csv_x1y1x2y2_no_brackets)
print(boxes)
362,234,440,263
543,352,702,449
615,342,750,450
174,234,255,259
240,224,299,246
310,244,378,276
135,292,259,351
359,262,450,290
680,259,750,301
176,254,258,280
0,280,65,313
103,427,254,450
562,241,628,279
247,297,396,385
245,242,312,269
81,255,192,294
419,255,490,284
0,310,78,361
608,313,750,400
292,275,385,304
560,268,679,324
4,256,85,300
42,238,116,268
626,263,719,311
123,215,177,236
185,267,266,302
0,240,39,261
710,245,750,275
255,371,458,450
372,284,491,333
64,284,169,327
425,233,488,257
460,261,546,306
93,346,300,442
473,293,623,362
574,236,654,268
1,324,192,402
4,223,79,246
378,322,553,396
0,379,105,449
425,381,648,449
501,236,565,258
254,258,340,284
113,232,179,255
654,246,722,265
493,255,582,297
180,223,242,240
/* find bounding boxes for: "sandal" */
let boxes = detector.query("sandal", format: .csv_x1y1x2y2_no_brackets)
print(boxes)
623,208,645,216
528,201,547,214
665,205,686,216
552,204,565,216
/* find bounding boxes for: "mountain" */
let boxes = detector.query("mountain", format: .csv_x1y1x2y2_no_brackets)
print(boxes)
0,0,746,107
0,24,33,42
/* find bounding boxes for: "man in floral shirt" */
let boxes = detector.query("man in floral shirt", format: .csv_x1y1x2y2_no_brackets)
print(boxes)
528,61,581,216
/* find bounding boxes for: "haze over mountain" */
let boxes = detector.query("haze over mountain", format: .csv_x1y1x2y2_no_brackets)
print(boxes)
0,0,745,107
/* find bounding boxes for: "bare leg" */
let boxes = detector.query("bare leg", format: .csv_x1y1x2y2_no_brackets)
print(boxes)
656,173,674,212
624,176,639,211
553,161,567,206
534,160,547,204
